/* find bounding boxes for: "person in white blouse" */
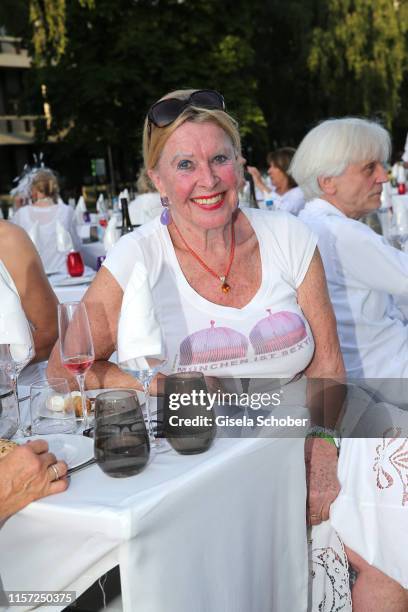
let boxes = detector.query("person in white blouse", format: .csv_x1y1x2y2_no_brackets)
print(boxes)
247,147,305,215
12,168,81,274
291,117,408,612
292,118,407,381
128,167,162,226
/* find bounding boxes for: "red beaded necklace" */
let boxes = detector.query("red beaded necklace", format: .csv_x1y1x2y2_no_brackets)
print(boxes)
171,220,235,293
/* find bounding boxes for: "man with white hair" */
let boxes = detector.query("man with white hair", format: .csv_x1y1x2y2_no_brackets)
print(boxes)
292,117,408,379
291,118,408,611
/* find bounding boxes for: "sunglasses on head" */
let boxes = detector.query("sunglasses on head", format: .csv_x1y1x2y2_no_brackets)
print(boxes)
147,89,225,130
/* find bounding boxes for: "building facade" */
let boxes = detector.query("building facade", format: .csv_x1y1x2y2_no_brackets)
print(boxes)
0,35,43,199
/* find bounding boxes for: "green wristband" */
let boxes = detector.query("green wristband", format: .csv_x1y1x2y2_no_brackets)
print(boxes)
306,431,337,447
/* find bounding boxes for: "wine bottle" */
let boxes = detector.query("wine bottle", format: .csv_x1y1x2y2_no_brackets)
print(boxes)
120,196,134,235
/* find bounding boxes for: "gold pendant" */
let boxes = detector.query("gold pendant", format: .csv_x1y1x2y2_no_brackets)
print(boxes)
219,277,230,293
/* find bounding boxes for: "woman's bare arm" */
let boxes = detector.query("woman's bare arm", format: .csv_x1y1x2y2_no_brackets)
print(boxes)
246,166,271,194
297,248,346,525
0,221,58,362
47,266,141,391
298,248,344,380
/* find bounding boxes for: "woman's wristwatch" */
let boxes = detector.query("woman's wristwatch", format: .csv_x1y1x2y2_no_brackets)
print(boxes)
306,426,341,454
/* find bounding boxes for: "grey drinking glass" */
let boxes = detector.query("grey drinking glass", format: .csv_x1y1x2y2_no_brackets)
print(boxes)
94,390,150,478
0,373,19,439
163,372,216,455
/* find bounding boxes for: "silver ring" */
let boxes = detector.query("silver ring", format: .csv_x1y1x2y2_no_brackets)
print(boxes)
49,464,59,481
310,514,321,519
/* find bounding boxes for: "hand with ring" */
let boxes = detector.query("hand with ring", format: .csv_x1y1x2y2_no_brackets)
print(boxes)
0,439,68,520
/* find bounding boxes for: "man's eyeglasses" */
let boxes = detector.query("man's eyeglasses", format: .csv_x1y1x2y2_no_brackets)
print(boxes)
147,90,225,130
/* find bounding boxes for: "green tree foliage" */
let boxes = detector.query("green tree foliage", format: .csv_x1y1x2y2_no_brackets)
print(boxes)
28,0,266,178
6,0,408,180
307,0,408,127
0,0,30,40
249,0,318,151
30,0,94,63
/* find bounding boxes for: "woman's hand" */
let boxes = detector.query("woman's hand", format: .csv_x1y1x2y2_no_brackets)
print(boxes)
0,440,68,520
305,437,340,525
246,166,262,181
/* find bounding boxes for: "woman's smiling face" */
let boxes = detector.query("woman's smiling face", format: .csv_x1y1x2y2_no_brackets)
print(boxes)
149,121,241,231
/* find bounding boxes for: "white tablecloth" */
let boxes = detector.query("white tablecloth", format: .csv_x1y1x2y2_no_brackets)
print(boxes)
0,436,308,612
80,242,106,271
52,284,89,303
50,269,95,303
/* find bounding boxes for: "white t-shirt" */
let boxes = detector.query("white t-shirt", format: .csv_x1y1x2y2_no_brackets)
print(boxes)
104,208,317,378
300,198,408,378
12,202,81,274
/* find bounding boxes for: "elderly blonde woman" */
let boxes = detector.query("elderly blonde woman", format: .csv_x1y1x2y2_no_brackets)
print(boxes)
12,168,81,274
292,117,408,612
48,89,344,605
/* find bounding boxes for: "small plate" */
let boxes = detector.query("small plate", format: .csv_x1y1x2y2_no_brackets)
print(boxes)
17,434,93,469
52,274,95,287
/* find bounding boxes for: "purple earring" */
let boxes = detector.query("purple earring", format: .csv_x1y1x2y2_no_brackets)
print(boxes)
160,196,171,225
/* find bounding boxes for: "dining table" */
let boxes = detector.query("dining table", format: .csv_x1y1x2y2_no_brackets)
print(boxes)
0,431,308,612
80,242,106,272
49,270,95,304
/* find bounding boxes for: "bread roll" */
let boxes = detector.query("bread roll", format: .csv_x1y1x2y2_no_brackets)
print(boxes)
70,393,92,418
0,439,17,458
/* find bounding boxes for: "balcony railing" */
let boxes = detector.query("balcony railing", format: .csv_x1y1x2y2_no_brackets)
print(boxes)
0,36,31,69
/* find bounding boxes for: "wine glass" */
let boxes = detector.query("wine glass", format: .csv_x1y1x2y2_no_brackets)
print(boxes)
30,378,76,435
0,323,35,434
119,343,167,452
94,390,150,478
58,302,95,430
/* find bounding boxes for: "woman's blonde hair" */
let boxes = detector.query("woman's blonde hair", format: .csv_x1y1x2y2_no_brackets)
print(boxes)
136,167,156,193
143,89,241,170
31,169,59,203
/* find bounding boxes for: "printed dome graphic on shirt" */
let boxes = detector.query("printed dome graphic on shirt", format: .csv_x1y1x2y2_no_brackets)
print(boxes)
179,320,248,366
249,310,307,354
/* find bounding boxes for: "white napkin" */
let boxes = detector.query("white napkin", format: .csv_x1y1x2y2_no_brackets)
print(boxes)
117,261,162,366
96,194,106,214
103,216,120,252
28,220,40,249
392,195,408,233
118,190,124,209
0,260,33,363
74,196,87,224
380,181,393,209
397,164,406,184
56,220,74,252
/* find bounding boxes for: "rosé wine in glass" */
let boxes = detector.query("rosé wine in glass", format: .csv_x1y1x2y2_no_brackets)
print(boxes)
58,302,95,430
